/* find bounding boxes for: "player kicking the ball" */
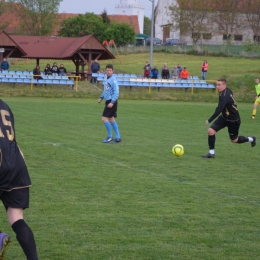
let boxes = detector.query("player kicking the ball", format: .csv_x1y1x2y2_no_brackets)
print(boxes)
202,78,256,158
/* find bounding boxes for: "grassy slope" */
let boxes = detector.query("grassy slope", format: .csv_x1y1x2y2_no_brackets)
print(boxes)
5,53,260,103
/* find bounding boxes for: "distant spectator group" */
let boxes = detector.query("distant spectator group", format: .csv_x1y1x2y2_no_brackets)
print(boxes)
143,61,188,79
33,62,67,81
43,62,67,76
142,61,208,80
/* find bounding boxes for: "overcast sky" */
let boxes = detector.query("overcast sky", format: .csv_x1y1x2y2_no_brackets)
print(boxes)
59,0,158,18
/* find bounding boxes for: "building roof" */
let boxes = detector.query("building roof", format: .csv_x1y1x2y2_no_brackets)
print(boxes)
0,6,140,35
109,15,140,34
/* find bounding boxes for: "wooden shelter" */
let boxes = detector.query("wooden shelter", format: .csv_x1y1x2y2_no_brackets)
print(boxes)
0,31,115,80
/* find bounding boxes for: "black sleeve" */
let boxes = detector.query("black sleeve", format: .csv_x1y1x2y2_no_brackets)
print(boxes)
208,94,228,123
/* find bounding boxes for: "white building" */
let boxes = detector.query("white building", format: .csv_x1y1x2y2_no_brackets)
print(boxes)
115,0,144,34
154,0,257,45
154,0,179,42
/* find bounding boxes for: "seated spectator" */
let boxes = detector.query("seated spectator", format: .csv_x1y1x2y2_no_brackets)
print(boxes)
161,62,167,74
44,64,52,75
58,64,67,76
161,65,170,79
51,62,59,75
150,66,159,79
33,66,43,86
171,65,179,79
143,66,150,78
1,58,9,71
180,67,189,80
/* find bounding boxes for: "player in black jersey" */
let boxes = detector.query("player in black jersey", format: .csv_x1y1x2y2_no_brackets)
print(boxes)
0,100,38,259
202,78,256,158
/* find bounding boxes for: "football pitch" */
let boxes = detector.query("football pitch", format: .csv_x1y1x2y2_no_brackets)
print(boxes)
1,98,259,260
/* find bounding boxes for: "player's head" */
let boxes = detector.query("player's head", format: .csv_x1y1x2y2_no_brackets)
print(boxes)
216,78,227,92
255,77,259,84
105,64,114,77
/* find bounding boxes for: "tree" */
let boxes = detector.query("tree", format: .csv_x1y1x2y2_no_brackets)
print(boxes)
242,0,260,41
0,1,9,30
59,13,135,45
143,16,151,36
100,9,110,25
168,0,211,44
104,22,135,46
211,0,245,45
59,13,106,40
8,0,62,36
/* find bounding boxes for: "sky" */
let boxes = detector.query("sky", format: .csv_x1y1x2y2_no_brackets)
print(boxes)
59,0,158,18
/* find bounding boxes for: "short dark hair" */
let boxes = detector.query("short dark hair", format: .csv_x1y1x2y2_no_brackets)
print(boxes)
255,77,259,80
217,78,227,84
106,64,113,70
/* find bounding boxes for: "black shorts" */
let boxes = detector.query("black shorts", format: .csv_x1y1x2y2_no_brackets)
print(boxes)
0,187,29,210
211,116,240,140
102,100,118,118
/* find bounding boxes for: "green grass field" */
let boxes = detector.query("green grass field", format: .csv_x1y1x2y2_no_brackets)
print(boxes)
0,98,259,259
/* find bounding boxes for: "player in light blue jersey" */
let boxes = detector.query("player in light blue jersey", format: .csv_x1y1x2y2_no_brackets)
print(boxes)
98,64,121,143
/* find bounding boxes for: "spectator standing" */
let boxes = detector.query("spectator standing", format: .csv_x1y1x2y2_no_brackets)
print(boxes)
172,65,179,79
51,62,59,75
161,65,170,79
1,58,9,71
91,59,100,83
180,67,189,79
143,61,151,72
58,64,67,76
98,64,121,143
0,99,39,259
177,64,182,77
44,64,52,75
150,66,159,79
201,60,208,80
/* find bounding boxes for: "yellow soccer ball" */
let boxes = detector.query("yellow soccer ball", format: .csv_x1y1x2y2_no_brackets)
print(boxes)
172,144,184,157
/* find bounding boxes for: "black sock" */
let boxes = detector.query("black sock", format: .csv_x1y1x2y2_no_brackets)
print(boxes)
12,219,38,260
237,136,248,144
208,135,215,149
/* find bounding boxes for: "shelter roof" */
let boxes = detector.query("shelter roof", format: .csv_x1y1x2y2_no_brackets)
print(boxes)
0,31,115,60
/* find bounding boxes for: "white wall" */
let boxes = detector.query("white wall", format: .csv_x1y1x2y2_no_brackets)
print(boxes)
115,0,144,33
155,0,180,41
155,2,255,45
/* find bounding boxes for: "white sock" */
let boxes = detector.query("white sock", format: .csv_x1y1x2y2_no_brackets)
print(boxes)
209,149,215,154
248,137,253,142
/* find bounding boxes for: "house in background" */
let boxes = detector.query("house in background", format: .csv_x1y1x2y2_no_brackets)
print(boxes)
154,0,179,44
154,0,260,45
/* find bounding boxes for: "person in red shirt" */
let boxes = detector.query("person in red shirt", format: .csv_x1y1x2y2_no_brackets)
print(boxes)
143,66,150,78
180,67,189,79
201,60,208,80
